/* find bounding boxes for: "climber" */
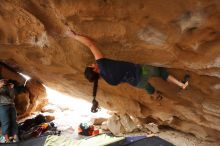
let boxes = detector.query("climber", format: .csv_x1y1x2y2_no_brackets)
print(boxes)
0,77,18,143
65,29,189,112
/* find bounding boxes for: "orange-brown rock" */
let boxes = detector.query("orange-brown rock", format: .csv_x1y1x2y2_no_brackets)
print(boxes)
15,89,30,115
18,79,48,119
0,0,220,142
92,118,107,125
45,115,55,122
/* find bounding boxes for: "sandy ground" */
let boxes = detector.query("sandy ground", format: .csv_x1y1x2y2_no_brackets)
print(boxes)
43,87,110,139
30,87,219,146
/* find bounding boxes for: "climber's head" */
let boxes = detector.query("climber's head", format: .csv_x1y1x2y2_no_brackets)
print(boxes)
84,64,100,82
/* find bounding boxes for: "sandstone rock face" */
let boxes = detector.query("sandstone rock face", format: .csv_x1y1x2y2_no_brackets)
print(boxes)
106,114,125,135
120,114,137,133
106,114,137,135
18,79,48,119
0,0,220,142
15,89,30,115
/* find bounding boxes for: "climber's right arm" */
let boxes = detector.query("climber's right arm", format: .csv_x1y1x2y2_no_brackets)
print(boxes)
66,30,104,60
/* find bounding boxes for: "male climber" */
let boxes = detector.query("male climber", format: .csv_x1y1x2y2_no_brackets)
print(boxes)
66,29,189,112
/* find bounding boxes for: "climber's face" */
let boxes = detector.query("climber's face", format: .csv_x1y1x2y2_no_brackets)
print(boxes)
0,79,5,88
89,63,100,73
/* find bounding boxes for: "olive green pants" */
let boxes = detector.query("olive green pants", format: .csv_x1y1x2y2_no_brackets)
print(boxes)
136,65,169,94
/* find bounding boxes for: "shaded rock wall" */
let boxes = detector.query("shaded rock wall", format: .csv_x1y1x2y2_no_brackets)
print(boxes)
17,79,48,119
0,0,220,142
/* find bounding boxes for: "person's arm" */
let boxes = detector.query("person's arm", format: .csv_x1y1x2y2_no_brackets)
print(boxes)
66,30,104,60
8,84,15,99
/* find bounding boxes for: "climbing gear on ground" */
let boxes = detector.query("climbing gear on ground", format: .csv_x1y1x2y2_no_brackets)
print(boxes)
18,114,46,131
78,123,94,136
78,123,99,136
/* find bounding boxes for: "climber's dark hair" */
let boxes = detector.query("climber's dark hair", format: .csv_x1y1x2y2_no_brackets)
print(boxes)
84,67,99,82
84,67,100,113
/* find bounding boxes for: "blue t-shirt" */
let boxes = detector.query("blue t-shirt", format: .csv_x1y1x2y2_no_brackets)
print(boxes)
96,58,141,86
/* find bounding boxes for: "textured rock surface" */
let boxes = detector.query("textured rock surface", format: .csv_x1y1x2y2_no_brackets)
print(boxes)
0,0,220,142
18,79,48,119
106,114,137,135
106,114,125,135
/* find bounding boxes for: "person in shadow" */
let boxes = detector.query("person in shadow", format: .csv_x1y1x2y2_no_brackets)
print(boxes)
0,77,18,143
